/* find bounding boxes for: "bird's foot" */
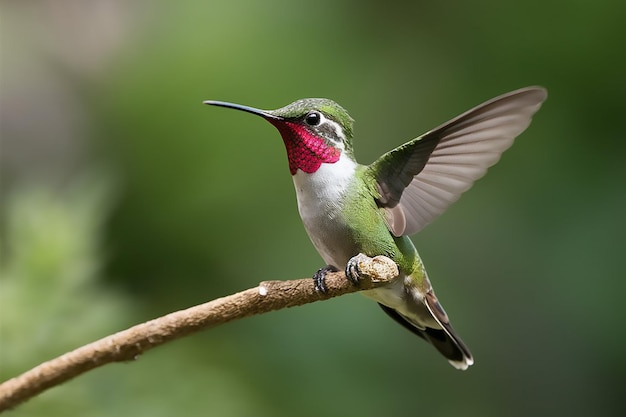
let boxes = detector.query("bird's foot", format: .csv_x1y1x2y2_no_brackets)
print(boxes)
345,254,368,286
313,265,339,294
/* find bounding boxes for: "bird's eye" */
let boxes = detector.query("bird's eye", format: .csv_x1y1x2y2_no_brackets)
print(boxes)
305,111,321,126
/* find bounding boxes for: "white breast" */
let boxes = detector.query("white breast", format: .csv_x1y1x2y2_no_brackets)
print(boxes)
292,155,358,267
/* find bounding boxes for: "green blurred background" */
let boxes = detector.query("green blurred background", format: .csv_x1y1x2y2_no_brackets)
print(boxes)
1,1,625,416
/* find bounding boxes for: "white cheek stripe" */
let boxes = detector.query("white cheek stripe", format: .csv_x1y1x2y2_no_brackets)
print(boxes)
318,114,347,149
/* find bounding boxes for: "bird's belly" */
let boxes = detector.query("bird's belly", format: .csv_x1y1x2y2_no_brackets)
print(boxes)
299,206,358,268
293,163,363,268
292,162,408,284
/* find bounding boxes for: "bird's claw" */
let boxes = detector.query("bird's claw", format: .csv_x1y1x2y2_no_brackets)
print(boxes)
345,255,365,286
313,265,339,294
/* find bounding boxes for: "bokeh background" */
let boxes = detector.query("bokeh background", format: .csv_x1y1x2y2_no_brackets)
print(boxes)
2,1,625,416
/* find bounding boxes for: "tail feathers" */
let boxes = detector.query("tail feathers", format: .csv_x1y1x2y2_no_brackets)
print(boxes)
423,291,473,369
378,301,474,370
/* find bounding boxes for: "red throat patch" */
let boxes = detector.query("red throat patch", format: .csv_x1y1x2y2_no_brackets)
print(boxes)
273,122,340,175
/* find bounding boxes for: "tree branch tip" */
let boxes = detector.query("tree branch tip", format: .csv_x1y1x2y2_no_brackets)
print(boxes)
353,254,399,283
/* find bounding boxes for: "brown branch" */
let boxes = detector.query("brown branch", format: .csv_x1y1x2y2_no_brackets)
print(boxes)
0,254,398,412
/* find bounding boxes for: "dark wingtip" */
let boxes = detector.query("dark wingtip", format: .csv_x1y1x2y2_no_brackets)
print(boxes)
378,303,473,370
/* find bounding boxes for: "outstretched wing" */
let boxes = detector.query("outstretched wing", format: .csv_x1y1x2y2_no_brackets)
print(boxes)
369,87,547,236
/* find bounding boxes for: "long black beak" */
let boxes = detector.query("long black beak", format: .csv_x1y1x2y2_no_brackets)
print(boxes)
203,100,283,121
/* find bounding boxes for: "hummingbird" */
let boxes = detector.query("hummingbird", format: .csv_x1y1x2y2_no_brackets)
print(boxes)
204,87,547,370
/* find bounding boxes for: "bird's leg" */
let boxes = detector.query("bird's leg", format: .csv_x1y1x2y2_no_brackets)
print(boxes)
313,265,339,293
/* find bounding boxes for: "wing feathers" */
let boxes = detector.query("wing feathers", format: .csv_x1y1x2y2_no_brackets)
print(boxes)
374,87,547,236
